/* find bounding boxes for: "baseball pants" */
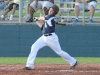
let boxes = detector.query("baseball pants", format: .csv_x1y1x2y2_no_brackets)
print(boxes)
26,33,77,69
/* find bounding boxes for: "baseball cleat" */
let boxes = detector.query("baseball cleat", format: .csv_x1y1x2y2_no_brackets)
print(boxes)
22,67,33,70
70,61,78,69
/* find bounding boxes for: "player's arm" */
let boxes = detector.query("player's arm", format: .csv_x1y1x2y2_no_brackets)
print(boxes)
36,16,45,28
38,17,45,21
36,21,43,28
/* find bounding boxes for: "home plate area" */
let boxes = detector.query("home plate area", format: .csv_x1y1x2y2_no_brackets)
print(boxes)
0,64,100,75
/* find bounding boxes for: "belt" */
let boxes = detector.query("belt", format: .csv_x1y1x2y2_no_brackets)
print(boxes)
44,33,52,36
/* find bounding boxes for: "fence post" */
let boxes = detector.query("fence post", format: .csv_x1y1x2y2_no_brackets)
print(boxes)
19,0,23,23
83,0,85,25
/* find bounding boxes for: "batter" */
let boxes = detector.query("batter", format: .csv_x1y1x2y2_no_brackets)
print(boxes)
23,4,77,70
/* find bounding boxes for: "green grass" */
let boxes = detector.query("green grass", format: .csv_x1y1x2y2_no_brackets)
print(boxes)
0,57,100,64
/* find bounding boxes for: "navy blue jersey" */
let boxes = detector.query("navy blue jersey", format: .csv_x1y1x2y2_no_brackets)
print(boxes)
42,15,56,34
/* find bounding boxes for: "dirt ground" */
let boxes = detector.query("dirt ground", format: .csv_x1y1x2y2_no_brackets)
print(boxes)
0,63,100,75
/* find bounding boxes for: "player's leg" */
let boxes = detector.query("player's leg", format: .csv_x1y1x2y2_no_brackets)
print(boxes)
88,1,97,23
42,1,53,15
66,0,73,22
43,7,48,15
9,3,19,20
73,2,83,23
26,1,41,22
40,8,43,17
73,0,75,8
26,0,33,15
46,33,77,67
23,4,31,20
66,0,72,10
59,0,64,16
1,3,13,20
25,36,47,69
23,0,33,20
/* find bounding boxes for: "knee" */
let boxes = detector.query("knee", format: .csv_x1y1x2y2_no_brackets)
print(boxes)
31,44,40,50
90,5,95,9
31,44,35,49
29,6,35,13
74,5,80,12
89,5,95,12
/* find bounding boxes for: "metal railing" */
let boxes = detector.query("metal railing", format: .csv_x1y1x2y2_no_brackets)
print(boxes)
55,0,100,25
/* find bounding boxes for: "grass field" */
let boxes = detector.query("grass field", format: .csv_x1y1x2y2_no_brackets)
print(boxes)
0,57,100,64
0,1,100,65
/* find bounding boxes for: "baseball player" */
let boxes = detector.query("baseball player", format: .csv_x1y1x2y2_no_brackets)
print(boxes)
23,4,77,70
26,0,53,22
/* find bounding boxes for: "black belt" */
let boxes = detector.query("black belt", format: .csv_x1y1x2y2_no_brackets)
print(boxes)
44,33,52,36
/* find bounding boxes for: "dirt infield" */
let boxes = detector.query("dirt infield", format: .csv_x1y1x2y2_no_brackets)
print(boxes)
0,64,100,75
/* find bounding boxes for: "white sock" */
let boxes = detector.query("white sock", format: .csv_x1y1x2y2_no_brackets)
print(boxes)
10,14,13,17
90,17,92,19
75,17,78,19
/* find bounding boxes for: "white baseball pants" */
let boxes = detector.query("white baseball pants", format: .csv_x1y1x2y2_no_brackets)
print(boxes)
26,33,77,69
